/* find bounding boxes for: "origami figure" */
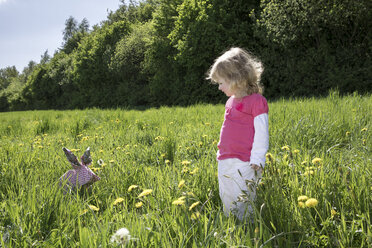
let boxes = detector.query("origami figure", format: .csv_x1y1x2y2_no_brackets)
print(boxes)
60,147,100,193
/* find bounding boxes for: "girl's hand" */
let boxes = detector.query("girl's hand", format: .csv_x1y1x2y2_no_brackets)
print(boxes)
251,164,263,173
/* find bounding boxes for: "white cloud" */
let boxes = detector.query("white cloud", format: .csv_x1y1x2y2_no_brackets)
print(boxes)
0,0,8,4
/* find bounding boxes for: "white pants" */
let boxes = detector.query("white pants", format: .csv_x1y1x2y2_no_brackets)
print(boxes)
218,158,261,221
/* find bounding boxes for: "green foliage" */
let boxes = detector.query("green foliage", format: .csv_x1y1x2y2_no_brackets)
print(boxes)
0,94,371,247
254,0,372,98
1,0,371,110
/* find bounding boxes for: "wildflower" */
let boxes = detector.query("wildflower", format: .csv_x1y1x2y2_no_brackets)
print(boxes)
18,143,24,147
361,127,367,132
110,227,131,245
181,160,191,165
109,160,115,163
202,134,208,138
178,179,185,189
199,142,203,147
182,166,189,173
165,159,170,164
138,189,153,198
331,209,337,218
301,161,308,165
312,157,322,165
113,197,124,206
172,196,186,206
254,227,260,235
205,122,210,126
281,145,290,151
213,140,217,145
189,201,200,211
128,185,138,192
135,202,143,208
38,145,43,149
298,202,305,208
88,205,99,211
91,167,101,172
189,168,199,175
293,149,300,154
362,139,366,145
305,198,318,208
265,153,273,161
99,149,104,153
160,153,166,158
191,211,201,220
298,195,308,202
346,131,350,136
80,209,89,215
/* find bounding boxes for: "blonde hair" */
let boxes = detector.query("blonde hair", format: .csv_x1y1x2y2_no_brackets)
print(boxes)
207,47,264,96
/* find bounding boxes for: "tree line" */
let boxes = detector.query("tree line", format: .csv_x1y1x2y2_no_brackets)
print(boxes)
1,0,371,111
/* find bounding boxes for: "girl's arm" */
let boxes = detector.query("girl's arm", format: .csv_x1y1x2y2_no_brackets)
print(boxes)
250,113,269,170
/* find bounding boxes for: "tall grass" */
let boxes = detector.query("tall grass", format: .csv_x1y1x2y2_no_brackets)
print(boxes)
0,92,371,247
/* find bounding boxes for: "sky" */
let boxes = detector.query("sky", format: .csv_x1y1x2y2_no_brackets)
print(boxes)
0,0,122,72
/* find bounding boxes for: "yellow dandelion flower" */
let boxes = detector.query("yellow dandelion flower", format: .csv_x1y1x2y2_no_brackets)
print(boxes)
213,140,217,145
138,189,153,198
205,122,210,126
18,144,24,147
297,195,308,202
189,201,200,211
128,185,138,192
305,198,318,208
265,153,273,160
345,131,350,136
109,160,115,163
298,202,305,208
172,199,185,206
165,159,170,164
254,227,259,234
181,160,191,165
99,150,104,153
301,161,308,165
191,211,200,220
88,205,99,211
311,158,322,165
361,127,367,132
178,179,185,189
362,139,366,145
160,153,166,158
281,145,290,151
202,134,208,138
91,167,101,172
135,202,143,208
198,142,203,147
80,209,89,215
293,149,300,154
113,197,124,206
189,168,199,175
331,209,337,217
183,192,195,197
38,145,43,149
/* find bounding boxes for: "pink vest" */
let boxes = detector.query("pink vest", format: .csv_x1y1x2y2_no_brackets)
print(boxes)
218,94,268,162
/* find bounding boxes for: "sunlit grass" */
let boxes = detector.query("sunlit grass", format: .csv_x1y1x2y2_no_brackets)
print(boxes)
0,92,371,247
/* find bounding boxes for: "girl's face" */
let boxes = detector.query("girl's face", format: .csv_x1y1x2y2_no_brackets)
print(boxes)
218,79,234,97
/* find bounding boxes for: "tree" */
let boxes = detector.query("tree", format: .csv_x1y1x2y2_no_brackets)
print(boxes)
62,16,78,43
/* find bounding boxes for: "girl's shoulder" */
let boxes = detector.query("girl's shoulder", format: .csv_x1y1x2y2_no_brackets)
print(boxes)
241,94,268,115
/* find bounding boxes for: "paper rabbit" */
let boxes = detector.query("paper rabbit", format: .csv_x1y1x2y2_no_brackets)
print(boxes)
60,147,100,192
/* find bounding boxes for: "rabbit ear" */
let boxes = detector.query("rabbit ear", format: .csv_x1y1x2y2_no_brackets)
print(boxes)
63,147,81,167
81,147,92,165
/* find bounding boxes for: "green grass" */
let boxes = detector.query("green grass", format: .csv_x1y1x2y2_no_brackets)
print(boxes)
0,92,371,247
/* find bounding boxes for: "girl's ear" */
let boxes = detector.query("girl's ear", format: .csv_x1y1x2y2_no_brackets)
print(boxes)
81,147,92,165
63,147,81,167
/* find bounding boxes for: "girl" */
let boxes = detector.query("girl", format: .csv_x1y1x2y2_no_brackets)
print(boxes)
207,47,269,221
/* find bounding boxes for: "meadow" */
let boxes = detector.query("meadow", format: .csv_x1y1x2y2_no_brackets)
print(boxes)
0,92,371,247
